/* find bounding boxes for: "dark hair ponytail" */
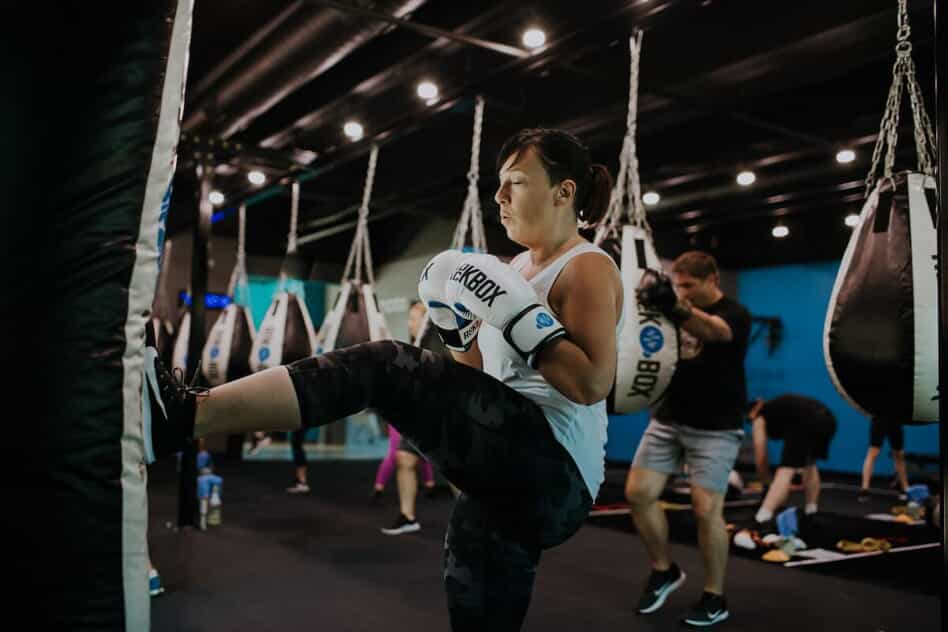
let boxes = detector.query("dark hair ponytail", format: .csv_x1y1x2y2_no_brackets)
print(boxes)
496,128,613,228
578,163,613,228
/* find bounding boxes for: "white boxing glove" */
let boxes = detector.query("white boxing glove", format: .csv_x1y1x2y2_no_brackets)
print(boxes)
445,253,567,367
417,250,481,351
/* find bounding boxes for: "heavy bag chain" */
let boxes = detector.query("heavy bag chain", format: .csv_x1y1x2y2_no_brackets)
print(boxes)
452,95,487,253
344,143,380,284
594,30,648,246
865,0,936,196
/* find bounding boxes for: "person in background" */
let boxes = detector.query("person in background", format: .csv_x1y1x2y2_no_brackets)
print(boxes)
859,416,909,501
379,300,440,534
625,251,751,628
747,394,837,524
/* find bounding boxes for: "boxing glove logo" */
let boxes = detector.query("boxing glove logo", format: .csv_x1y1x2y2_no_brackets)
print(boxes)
450,263,508,307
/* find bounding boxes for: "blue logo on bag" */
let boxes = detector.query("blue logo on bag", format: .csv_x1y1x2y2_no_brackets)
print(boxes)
536,313,554,328
259,347,271,362
210,346,220,359
640,326,664,356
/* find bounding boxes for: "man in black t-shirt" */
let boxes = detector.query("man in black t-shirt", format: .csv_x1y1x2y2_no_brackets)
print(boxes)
747,394,837,525
626,251,751,628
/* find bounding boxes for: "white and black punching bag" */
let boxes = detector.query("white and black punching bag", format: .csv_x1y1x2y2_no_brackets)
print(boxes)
171,305,192,374
824,172,939,423
202,302,255,385
4,3,193,628
612,225,679,413
250,289,318,371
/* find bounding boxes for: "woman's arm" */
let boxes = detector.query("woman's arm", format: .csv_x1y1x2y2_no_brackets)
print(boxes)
535,254,621,405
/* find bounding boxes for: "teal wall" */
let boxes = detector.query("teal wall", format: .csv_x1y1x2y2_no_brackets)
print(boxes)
605,261,939,475
242,275,326,331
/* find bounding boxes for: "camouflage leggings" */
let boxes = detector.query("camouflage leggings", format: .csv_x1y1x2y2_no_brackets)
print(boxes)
287,340,592,631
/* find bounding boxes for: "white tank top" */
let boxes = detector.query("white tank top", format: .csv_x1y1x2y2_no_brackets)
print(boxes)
478,242,625,498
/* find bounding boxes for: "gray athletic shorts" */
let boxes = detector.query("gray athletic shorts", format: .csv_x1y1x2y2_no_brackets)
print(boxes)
632,419,744,493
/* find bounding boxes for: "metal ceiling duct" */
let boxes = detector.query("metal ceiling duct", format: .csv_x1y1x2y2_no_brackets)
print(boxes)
183,0,429,138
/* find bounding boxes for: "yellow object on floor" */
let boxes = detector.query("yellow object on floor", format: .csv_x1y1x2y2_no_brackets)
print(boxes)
836,538,893,553
762,549,791,563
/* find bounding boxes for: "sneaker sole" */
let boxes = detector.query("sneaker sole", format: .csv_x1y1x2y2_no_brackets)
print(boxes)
381,523,421,536
683,610,729,627
638,571,687,614
142,347,164,464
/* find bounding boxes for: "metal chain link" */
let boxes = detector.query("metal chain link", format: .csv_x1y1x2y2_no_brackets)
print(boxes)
865,0,935,195
595,30,646,245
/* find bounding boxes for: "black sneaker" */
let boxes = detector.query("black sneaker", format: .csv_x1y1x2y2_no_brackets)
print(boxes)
637,563,686,614
683,592,729,627
857,489,871,503
380,513,420,536
142,346,205,463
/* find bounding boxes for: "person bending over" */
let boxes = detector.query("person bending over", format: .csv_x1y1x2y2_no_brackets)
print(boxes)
747,394,837,524
142,128,621,632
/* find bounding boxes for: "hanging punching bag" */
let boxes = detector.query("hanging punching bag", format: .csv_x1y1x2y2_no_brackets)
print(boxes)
250,290,318,371
824,5,939,424
824,172,939,423
249,181,318,372
612,225,679,413
171,304,191,374
203,302,255,384
202,204,257,385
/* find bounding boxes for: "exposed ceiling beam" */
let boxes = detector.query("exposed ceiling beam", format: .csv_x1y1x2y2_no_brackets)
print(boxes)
306,0,530,58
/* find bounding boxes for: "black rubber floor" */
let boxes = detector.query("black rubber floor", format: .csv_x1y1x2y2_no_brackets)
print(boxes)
148,458,940,631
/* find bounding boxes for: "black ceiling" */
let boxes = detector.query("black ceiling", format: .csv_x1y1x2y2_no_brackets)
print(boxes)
166,0,938,272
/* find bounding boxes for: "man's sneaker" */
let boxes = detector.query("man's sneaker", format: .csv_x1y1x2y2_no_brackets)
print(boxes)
286,479,310,494
381,513,420,535
148,569,165,597
682,592,729,627
636,563,686,614
142,346,205,464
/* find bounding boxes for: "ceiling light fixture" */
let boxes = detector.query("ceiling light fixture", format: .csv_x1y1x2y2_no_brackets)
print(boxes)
416,80,438,101
209,190,225,206
343,121,364,141
771,224,789,238
642,191,660,205
836,149,856,164
247,170,266,186
522,27,546,49
844,213,860,227
736,171,756,186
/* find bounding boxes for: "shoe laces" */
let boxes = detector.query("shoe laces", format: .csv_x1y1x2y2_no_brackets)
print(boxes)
162,362,210,403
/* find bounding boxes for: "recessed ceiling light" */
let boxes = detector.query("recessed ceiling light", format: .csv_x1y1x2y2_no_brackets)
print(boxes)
836,149,856,164
771,224,789,238
642,191,660,205
844,213,860,227
522,27,546,49
209,190,225,206
247,170,266,186
343,121,364,141
736,171,756,186
416,80,438,101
